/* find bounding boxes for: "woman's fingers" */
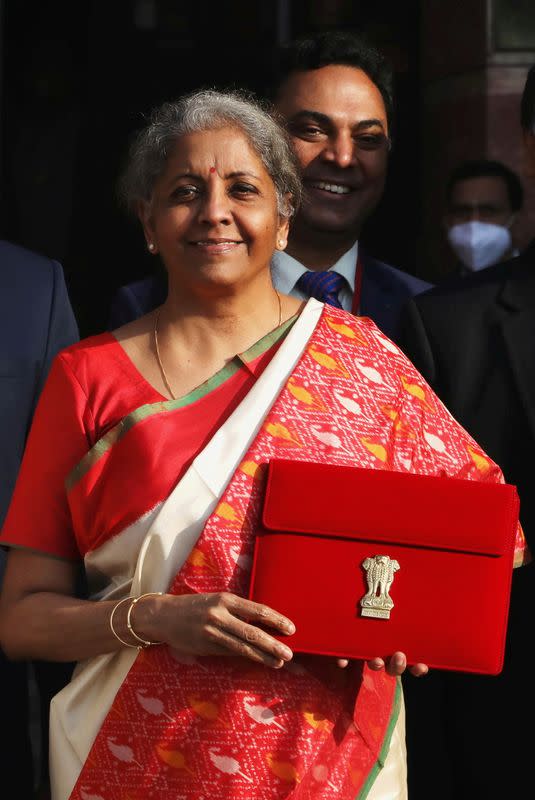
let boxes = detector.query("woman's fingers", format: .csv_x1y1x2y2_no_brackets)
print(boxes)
170,593,294,667
408,662,429,677
215,606,293,665
227,595,295,636
367,652,430,677
204,617,289,668
386,652,408,675
367,657,386,671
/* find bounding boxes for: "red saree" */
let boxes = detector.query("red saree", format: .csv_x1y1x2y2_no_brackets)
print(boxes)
1,299,524,800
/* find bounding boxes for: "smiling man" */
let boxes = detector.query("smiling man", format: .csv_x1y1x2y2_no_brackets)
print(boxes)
109,30,430,339
270,30,430,337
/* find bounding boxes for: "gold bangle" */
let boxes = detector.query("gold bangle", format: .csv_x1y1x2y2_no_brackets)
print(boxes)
109,596,138,649
126,592,164,648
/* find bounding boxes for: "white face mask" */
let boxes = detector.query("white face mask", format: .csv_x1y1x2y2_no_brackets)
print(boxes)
447,221,513,272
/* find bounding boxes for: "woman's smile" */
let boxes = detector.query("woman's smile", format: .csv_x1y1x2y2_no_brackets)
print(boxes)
189,237,244,255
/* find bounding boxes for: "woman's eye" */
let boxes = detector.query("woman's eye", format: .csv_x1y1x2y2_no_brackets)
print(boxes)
231,183,257,196
171,185,199,200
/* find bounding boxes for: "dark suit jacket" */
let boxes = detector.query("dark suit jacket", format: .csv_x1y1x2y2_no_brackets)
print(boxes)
399,240,535,546
0,241,79,535
397,240,535,800
107,251,431,340
0,241,78,794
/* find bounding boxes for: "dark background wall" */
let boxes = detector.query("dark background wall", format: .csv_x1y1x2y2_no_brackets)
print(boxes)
0,0,533,336
419,0,535,277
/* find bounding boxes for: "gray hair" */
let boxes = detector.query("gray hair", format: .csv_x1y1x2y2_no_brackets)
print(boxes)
119,89,302,219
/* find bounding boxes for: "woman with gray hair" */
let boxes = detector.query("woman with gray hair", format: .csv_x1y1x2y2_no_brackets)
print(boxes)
4,87,514,800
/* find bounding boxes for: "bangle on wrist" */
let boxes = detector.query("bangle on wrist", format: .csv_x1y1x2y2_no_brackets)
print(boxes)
126,592,164,648
109,596,139,649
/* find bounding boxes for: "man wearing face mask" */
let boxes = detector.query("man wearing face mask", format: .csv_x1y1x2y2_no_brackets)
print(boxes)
398,66,535,800
444,159,523,275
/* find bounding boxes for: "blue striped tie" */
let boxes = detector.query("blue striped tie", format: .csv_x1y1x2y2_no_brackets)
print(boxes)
296,270,345,308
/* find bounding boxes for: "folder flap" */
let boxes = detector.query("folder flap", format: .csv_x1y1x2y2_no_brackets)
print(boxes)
261,459,519,558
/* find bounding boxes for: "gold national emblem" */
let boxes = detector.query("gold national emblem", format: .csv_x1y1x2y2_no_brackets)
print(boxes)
360,555,400,619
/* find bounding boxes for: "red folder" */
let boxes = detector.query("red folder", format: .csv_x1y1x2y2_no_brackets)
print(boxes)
248,459,519,675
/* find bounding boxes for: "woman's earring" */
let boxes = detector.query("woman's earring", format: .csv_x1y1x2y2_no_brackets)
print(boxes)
148,243,155,253
278,239,286,250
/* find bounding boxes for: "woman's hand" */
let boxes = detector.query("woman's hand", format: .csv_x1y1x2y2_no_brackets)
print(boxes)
367,652,428,677
336,652,429,676
146,592,295,669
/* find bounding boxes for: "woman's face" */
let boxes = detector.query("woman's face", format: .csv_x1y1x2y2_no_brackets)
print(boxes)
140,126,289,293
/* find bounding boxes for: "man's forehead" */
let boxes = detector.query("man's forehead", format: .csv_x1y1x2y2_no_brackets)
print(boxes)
275,64,387,122
451,175,510,204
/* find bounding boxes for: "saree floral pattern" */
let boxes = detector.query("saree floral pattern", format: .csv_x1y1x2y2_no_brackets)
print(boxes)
65,305,523,800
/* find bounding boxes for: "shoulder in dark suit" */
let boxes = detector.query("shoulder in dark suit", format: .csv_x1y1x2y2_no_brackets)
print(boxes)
360,250,431,340
399,242,535,478
0,240,79,527
108,273,167,330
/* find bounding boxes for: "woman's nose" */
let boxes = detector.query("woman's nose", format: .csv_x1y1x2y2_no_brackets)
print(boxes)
198,184,232,225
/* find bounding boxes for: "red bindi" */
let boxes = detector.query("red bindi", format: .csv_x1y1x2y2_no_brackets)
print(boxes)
209,167,216,173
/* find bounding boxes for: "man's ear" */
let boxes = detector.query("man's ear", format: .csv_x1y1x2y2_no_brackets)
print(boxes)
523,130,535,179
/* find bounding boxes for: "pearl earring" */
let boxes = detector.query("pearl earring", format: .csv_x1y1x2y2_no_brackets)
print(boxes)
278,240,286,249
148,243,155,252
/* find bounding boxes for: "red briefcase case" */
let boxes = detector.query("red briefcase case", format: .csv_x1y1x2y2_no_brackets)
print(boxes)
248,459,519,675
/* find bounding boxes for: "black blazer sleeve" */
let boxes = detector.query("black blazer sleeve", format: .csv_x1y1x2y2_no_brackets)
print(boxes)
397,298,438,387
37,259,79,401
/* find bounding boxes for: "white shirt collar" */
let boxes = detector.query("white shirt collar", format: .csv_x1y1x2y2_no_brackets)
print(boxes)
271,240,359,294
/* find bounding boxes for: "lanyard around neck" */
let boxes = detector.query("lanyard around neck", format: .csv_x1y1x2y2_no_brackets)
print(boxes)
351,254,364,315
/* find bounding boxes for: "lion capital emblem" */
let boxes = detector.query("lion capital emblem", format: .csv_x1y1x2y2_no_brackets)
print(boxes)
360,554,400,619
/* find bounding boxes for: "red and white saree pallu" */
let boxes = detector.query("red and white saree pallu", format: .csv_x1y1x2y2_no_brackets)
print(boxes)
47,300,523,800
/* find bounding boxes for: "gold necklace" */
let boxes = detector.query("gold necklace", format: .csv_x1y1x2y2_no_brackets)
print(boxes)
153,289,282,401
154,309,176,399
275,288,282,329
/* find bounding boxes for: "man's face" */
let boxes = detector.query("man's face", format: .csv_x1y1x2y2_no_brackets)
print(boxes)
275,64,390,237
445,176,513,228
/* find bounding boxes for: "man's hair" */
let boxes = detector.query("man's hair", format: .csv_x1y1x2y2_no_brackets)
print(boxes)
521,64,535,133
273,30,394,132
446,159,524,212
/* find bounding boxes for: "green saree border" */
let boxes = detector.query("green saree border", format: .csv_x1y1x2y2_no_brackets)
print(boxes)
358,677,403,799
65,315,297,492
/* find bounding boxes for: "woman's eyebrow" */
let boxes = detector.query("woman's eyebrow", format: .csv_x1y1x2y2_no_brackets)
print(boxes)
166,170,260,182
224,171,260,180
165,171,200,183
164,169,260,187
